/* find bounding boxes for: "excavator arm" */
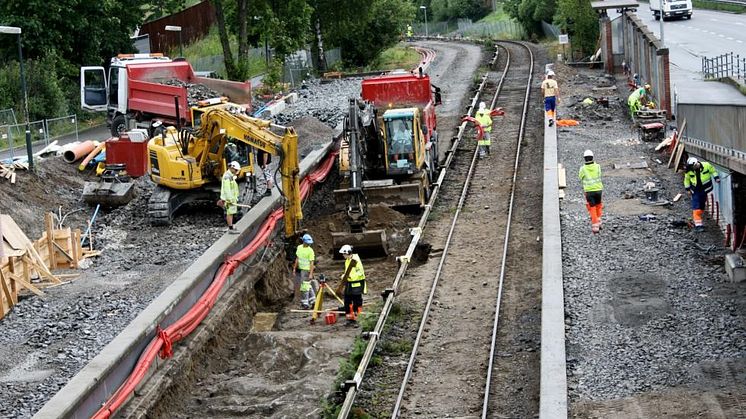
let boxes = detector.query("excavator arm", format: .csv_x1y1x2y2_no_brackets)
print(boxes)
197,107,302,239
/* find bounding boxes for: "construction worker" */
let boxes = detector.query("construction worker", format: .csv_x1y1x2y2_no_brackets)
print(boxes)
475,102,492,158
257,149,273,196
293,233,316,309
220,161,241,234
628,83,650,118
684,157,720,232
541,70,560,127
338,244,366,325
578,150,604,234
406,24,413,41
392,121,413,163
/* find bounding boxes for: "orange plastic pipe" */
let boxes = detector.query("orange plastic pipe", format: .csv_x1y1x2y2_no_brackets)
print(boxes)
63,140,95,163
78,142,105,171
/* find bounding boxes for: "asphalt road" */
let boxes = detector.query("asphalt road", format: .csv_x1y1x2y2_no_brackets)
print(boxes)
614,6,746,105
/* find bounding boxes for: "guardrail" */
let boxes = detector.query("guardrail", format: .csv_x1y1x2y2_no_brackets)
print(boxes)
703,52,746,80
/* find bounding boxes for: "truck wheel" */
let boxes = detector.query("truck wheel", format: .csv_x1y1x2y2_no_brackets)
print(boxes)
687,14,691,19
111,115,127,137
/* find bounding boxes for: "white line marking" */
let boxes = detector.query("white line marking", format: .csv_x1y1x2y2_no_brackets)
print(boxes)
727,37,734,41
718,34,725,38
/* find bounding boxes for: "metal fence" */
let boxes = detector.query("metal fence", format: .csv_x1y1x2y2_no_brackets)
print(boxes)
702,52,746,80
1,114,79,159
541,21,561,38
455,19,526,39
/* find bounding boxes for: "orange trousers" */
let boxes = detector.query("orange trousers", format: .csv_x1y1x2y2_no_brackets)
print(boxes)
586,203,603,227
546,109,555,119
692,209,704,227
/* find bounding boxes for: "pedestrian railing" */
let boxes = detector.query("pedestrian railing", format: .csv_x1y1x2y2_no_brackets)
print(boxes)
702,52,746,80
0,114,79,159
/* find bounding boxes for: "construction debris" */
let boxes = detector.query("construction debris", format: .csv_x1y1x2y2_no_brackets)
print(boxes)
162,79,221,107
0,161,28,185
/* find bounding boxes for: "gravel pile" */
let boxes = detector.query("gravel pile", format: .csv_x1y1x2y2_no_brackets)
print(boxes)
162,79,221,106
0,76,364,418
556,64,746,409
273,78,362,128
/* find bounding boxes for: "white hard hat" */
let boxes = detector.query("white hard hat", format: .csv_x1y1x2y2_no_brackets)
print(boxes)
687,157,698,166
339,244,353,254
229,161,240,170
547,70,555,77
583,149,594,158
479,102,486,111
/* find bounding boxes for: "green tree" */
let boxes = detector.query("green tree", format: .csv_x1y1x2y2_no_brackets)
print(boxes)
431,0,490,22
0,55,67,121
504,0,556,36
316,0,415,67
555,0,598,56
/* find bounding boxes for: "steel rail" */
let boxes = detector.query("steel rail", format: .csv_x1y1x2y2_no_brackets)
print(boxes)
481,40,535,418
390,43,515,418
336,44,500,419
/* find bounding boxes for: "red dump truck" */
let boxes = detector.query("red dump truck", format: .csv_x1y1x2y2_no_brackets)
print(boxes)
80,54,252,136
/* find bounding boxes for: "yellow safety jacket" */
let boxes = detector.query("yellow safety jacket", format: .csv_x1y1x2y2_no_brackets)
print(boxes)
684,162,718,192
578,162,603,192
475,110,492,133
345,254,367,294
220,170,239,202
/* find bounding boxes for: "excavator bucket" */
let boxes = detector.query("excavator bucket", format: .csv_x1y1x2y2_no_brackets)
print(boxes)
82,164,135,207
82,180,135,207
331,229,388,258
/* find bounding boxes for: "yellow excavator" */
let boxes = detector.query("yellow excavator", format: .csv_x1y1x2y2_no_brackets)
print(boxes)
146,101,302,240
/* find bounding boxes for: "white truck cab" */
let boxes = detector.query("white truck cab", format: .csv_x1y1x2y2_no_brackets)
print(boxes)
80,54,172,135
650,0,693,21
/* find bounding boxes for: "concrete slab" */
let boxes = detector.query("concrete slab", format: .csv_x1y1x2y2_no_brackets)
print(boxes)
540,115,568,419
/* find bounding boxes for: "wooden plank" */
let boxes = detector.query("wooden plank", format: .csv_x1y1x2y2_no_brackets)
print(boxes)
673,143,686,173
0,215,30,250
558,189,566,199
52,241,73,262
7,259,18,304
10,172,15,184
0,269,13,316
45,213,56,269
9,272,45,297
71,229,80,269
558,164,567,189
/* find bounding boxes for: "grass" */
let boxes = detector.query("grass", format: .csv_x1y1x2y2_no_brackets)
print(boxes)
369,45,423,71
477,6,513,23
693,0,746,13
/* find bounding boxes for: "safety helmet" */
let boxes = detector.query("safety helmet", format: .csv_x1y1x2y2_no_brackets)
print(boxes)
547,70,555,77
339,244,353,255
301,233,313,244
687,157,698,166
583,149,594,158
479,102,486,111
229,161,240,170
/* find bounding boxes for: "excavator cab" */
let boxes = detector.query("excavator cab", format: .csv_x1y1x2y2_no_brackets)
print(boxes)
382,108,425,177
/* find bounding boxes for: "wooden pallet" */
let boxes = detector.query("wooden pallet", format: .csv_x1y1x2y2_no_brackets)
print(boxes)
1,213,84,320
0,161,28,185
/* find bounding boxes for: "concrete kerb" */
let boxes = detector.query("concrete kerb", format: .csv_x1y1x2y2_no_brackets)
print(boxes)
34,139,336,419
539,116,568,418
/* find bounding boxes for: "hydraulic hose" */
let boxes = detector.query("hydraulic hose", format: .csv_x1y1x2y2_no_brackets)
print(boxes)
92,149,338,419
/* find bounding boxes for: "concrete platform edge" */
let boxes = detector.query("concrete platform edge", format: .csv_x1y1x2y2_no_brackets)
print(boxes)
34,139,335,419
539,119,568,419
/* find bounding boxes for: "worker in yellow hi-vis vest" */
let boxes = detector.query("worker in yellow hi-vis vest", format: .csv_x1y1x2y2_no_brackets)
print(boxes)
578,150,604,234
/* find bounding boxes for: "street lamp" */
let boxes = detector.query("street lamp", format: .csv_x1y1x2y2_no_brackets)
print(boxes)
420,6,428,38
658,0,665,47
0,25,33,170
165,25,183,57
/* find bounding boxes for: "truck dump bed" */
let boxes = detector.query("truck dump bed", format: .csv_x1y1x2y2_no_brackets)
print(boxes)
361,73,432,107
127,61,252,123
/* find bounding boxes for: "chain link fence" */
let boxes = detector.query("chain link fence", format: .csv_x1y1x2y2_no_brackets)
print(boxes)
454,19,526,40
1,113,79,159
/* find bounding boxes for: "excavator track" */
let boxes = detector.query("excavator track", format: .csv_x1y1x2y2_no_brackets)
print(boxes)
147,185,218,226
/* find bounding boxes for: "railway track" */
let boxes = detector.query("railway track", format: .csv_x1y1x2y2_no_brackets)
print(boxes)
390,40,536,418
338,41,543,418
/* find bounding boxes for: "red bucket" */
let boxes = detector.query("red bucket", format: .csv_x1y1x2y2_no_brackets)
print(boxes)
324,312,337,325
